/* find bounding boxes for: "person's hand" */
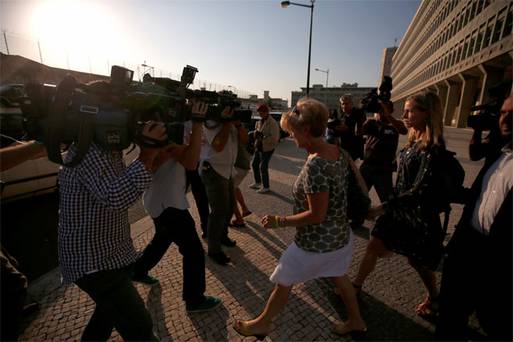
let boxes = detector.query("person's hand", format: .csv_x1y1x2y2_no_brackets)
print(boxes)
366,205,385,220
262,215,279,229
190,100,208,121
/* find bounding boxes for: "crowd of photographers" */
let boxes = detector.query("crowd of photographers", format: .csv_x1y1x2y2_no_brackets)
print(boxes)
0,67,511,340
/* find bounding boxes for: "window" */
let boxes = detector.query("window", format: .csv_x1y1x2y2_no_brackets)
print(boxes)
462,37,470,61
475,24,485,52
468,30,477,57
471,0,477,19
504,8,513,37
492,8,506,44
483,20,494,49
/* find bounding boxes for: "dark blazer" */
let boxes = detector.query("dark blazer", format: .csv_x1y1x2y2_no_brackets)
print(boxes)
450,149,512,252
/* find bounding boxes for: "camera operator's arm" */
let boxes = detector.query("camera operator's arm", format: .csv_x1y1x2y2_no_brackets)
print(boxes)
76,122,166,211
233,120,249,145
0,141,47,172
211,107,234,153
177,101,208,170
380,102,408,135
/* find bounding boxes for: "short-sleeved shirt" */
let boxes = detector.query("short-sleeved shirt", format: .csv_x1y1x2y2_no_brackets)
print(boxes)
200,121,238,179
143,158,188,218
293,149,351,253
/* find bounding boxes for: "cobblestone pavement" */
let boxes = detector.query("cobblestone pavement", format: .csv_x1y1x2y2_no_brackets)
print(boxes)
19,128,483,341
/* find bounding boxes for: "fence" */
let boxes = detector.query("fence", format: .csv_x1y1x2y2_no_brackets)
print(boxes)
0,31,253,98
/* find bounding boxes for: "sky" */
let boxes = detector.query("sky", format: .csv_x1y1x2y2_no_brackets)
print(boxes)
0,0,420,104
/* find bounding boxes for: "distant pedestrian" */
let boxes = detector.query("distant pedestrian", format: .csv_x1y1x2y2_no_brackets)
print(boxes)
234,98,366,340
249,103,280,194
436,96,512,341
353,91,449,317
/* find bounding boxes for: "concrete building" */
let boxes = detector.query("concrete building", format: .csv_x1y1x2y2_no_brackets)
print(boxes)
380,47,398,81
291,83,375,112
390,0,513,127
241,91,288,112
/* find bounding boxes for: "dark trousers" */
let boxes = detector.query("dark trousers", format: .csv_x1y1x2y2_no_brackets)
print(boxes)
186,168,210,236
133,207,206,305
200,163,235,254
359,162,394,203
75,268,157,341
436,227,512,341
251,149,274,189
0,246,28,341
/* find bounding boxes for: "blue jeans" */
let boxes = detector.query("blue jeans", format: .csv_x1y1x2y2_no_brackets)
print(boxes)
75,268,157,341
251,150,274,188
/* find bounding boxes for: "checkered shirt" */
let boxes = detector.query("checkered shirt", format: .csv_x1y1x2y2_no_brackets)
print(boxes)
58,144,152,283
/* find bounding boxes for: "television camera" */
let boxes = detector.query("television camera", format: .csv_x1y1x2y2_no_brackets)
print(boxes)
19,65,250,167
361,76,393,114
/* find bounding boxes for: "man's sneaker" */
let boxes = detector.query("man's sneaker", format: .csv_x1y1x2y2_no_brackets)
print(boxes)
208,251,231,265
257,187,270,194
221,237,237,247
132,274,159,285
249,183,261,190
186,296,222,313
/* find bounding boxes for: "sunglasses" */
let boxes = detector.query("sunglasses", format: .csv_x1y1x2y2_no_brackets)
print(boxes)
290,106,301,116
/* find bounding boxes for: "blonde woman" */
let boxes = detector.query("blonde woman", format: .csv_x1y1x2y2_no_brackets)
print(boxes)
353,91,447,317
233,98,366,339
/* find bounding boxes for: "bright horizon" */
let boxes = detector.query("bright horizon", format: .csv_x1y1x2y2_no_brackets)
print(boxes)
0,0,420,104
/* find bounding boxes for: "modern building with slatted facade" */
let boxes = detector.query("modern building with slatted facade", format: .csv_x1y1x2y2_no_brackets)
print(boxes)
390,0,512,127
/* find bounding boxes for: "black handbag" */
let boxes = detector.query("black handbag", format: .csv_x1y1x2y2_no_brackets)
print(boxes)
341,150,371,221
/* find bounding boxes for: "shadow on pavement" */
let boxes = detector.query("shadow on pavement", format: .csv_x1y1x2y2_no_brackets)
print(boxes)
312,278,434,341
146,284,173,340
187,305,230,341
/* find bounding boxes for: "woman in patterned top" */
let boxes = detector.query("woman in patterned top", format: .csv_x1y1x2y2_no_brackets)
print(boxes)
353,91,446,317
233,98,366,340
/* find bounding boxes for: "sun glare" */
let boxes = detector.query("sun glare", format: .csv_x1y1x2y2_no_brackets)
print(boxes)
30,0,123,71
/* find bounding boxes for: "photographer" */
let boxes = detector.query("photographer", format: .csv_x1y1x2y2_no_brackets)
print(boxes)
200,108,244,265
336,95,366,160
58,119,168,341
468,78,512,165
436,95,512,341
130,100,222,312
249,104,280,193
352,102,407,229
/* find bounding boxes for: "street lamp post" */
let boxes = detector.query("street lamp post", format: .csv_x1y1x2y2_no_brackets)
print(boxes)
315,67,329,88
281,0,315,96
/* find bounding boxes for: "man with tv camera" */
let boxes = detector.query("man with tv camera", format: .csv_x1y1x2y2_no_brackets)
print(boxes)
436,95,512,341
353,78,407,229
200,105,248,265
467,74,512,166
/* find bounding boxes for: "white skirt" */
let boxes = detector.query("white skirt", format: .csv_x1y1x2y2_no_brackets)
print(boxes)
270,231,354,286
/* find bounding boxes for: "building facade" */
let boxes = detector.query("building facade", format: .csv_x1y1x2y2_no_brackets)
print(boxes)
390,0,513,127
380,47,398,82
291,83,375,112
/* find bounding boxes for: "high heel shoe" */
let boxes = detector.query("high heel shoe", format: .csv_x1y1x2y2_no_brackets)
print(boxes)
233,320,269,341
332,321,367,340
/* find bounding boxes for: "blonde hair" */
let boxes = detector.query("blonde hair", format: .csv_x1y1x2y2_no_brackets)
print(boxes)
281,97,329,137
406,91,444,150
